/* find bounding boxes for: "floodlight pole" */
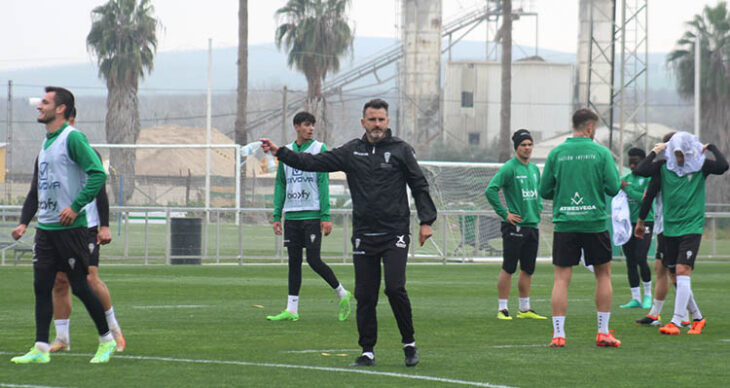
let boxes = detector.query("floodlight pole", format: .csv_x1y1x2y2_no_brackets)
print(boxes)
694,31,701,138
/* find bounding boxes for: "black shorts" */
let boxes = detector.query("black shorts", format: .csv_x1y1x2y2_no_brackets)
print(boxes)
501,223,539,275
663,234,702,271
351,233,410,257
552,231,612,267
283,219,321,250
622,222,653,263
655,233,665,261
33,227,91,274
88,227,100,267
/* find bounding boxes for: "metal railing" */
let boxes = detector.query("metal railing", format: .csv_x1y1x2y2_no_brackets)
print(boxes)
1,206,729,265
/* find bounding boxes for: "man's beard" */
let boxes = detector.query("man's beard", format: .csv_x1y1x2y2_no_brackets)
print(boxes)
37,114,53,124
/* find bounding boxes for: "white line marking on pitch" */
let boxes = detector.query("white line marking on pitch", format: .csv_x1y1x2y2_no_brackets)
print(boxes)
131,305,208,309
721,339,730,342
0,352,513,388
0,384,70,388
283,349,360,354
490,344,545,349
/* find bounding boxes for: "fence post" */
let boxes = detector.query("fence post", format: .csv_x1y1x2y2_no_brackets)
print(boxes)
442,214,448,264
144,211,149,265
123,211,129,259
165,209,171,265
216,211,221,264
238,209,244,265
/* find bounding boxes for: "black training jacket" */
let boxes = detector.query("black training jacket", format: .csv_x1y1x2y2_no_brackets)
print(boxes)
275,129,437,237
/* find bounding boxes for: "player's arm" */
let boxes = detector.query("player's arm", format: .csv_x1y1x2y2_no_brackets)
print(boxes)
622,176,644,202
272,160,286,235
635,172,660,239
701,144,729,176
603,151,621,196
539,155,555,200
63,131,106,225
274,141,350,173
14,157,39,240
485,167,514,223
94,152,112,244
318,144,332,235
634,144,665,177
402,145,436,246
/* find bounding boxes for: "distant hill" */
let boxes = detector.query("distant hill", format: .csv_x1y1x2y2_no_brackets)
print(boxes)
0,36,676,97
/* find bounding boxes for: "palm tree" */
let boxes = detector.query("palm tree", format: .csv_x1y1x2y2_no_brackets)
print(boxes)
498,0,512,162
667,1,730,202
275,0,353,144
87,0,159,203
235,0,249,202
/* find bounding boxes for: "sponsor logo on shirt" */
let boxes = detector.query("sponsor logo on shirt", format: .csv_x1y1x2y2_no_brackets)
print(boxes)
521,188,538,199
559,192,597,212
286,169,315,184
38,162,62,191
353,151,369,156
39,198,58,211
286,190,311,200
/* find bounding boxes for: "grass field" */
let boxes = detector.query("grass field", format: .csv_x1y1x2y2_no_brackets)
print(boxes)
1,262,729,387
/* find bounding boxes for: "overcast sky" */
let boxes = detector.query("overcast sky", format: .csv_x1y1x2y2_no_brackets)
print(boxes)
1,0,717,71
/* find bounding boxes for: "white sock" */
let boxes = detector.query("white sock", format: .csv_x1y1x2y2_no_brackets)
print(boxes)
54,319,70,342
105,307,120,331
498,299,508,311
335,284,348,300
99,332,114,343
518,297,530,312
630,287,641,301
287,295,299,315
642,281,652,298
649,299,664,317
34,342,50,353
672,276,692,326
362,352,374,359
597,311,611,334
552,316,566,338
687,291,703,320
403,341,416,348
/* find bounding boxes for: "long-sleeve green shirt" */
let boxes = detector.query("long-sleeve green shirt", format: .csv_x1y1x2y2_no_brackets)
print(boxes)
39,122,107,230
272,140,330,222
485,157,542,228
539,137,620,233
622,172,653,223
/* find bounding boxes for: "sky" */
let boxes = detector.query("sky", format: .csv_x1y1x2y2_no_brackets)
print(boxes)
0,0,718,71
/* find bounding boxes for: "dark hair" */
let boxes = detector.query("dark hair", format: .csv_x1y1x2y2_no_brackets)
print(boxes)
627,148,645,159
572,108,598,130
362,99,389,117
45,86,75,120
662,131,676,143
292,111,315,126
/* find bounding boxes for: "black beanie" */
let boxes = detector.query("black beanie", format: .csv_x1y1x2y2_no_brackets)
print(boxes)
512,129,532,150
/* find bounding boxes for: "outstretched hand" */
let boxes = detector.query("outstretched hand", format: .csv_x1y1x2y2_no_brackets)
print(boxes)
260,138,279,155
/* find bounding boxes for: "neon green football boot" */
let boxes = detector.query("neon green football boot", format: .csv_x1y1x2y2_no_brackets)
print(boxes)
338,291,353,322
10,347,50,364
266,310,299,321
517,309,548,319
90,341,117,364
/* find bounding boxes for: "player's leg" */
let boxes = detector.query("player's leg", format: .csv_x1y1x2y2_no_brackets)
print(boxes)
268,220,303,321
549,232,581,346
382,234,418,367
583,231,620,347
302,219,352,321
636,223,654,308
11,229,56,364
516,228,546,319
638,233,667,325
497,222,518,319
351,236,381,366
664,234,702,334
49,272,72,352
620,237,642,308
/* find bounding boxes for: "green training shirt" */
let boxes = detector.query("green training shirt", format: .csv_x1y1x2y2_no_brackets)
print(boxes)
273,140,330,222
660,164,706,237
485,157,542,228
539,137,620,233
622,172,654,223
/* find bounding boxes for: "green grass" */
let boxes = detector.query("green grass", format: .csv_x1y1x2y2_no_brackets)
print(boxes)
1,262,729,387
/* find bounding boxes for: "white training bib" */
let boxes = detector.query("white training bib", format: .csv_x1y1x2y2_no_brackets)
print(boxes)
283,140,323,213
37,126,85,224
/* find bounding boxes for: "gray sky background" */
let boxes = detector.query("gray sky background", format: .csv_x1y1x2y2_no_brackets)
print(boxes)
1,0,716,71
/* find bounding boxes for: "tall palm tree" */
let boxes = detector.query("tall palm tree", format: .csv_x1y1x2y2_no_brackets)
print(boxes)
275,0,353,144
498,0,512,162
667,1,730,202
235,0,249,202
87,0,159,203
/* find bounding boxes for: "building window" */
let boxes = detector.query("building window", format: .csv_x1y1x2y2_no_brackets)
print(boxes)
468,132,480,145
461,91,474,108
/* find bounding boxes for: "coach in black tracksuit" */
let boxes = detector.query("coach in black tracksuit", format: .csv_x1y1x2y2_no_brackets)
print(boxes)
262,99,437,368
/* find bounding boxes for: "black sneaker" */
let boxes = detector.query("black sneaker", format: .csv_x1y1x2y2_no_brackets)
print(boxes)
404,346,419,367
351,355,376,367
635,314,662,326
